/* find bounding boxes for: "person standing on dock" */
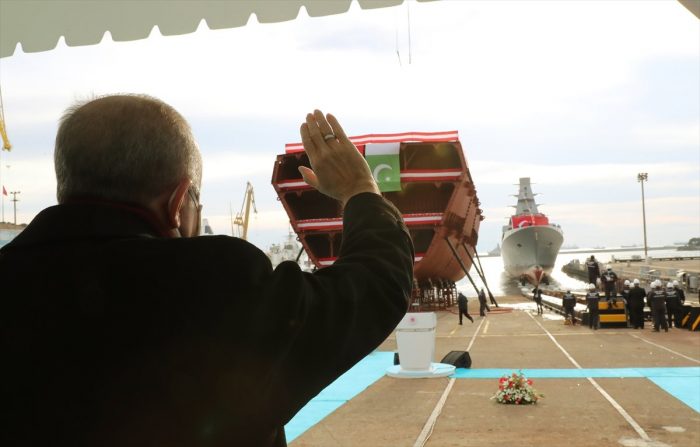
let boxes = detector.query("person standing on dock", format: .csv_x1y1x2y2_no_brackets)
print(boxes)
586,255,601,285
562,290,577,325
586,283,601,330
621,280,631,317
478,288,490,316
665,282,681,329
673,280,687,328
533,287,544,315
621,280,631,301
457,292,474,325
628,279,647,329
648,281,669,332
673,280,686,305
601,265,619,306
0,98,414,447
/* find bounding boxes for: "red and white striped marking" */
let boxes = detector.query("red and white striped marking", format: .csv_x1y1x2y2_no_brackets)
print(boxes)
276,180,308,190
296,219,344,231
276,170,462,191
285,130,459,153
402,214,443,225
318,253,425,266
295,213,443,231
400,169,462,181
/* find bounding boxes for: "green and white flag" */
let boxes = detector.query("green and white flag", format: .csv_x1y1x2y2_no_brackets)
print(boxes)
365,143,401,192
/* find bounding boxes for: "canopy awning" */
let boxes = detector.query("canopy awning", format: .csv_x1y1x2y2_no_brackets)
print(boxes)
0,0,438,58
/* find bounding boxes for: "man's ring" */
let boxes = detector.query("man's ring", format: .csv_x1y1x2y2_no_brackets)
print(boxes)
323,133,336,141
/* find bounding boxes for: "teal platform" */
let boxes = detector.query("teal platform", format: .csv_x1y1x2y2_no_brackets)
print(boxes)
286,354,700,442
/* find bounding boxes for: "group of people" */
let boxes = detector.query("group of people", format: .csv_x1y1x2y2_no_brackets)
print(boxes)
586,256,621,304
574,279,686,331
643,280,686,332
456,288,491,324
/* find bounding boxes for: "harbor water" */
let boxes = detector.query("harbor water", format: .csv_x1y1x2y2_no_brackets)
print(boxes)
0,229,21,249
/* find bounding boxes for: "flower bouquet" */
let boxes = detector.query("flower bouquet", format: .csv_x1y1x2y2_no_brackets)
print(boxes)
491,371,543,405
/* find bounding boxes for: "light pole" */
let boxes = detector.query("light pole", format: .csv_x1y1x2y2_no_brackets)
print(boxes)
10,190,20,225
2,162,11,223
637,173,648,259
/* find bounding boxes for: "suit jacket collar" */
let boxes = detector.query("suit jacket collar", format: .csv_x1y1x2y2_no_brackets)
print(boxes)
2,200,168,251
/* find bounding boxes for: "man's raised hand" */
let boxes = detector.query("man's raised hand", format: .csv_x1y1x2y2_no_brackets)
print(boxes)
299,110,379,206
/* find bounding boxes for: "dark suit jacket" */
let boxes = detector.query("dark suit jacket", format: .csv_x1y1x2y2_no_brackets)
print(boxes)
0,192,414,447
628,286,647,309
457,293,468,309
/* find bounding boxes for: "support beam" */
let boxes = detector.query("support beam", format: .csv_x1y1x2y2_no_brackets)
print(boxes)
462,242,499,308
444,237,479,296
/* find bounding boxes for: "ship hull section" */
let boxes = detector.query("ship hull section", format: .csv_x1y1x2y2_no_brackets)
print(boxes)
272,132,483,283
501,225,563,283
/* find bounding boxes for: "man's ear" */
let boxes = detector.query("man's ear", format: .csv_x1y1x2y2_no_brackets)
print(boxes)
167,178,191,229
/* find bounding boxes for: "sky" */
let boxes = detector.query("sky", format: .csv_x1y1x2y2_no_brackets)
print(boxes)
0,0,698,253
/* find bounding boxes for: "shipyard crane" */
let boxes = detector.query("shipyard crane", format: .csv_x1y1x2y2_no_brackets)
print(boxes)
0,85,10,225
0,85,11,151
233,181,257,240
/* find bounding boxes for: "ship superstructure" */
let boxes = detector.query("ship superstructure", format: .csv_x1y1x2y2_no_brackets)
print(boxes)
266,231,311,270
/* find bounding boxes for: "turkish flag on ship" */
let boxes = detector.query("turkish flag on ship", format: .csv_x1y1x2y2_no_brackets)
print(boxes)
2,185,7,196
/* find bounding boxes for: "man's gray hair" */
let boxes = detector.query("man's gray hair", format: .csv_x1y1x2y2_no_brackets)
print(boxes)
55,94,202,204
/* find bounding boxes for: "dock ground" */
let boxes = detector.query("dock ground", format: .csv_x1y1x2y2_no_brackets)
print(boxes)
290,296,700,447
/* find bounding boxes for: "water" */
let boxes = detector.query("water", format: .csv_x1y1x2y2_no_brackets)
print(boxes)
457,248,700,298
0,229,22,249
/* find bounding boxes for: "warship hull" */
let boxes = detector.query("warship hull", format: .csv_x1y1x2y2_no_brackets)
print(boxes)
501,225,564,284
501,178,564,285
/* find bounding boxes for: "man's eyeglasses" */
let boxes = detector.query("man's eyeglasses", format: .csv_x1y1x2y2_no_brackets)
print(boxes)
188,187,203,213
187,187,203,236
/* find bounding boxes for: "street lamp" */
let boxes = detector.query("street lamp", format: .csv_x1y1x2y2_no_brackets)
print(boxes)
637,173,648,259
10,190,20,225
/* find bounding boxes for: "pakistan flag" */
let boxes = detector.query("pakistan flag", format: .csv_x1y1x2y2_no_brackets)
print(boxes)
364,143,401,192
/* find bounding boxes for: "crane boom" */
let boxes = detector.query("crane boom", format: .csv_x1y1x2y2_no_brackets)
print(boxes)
0,85,11,151
233,182,257,240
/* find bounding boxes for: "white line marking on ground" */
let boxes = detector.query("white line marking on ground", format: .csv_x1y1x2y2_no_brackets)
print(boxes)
477,332,600,338
482,320,490,335
413,376,455,447
629,334,700,364
413,318,486,447
662,426,686,433
466,318,486,352
526,312,652,442
526,313,582,367
618,436,671,447
435,331,625,339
